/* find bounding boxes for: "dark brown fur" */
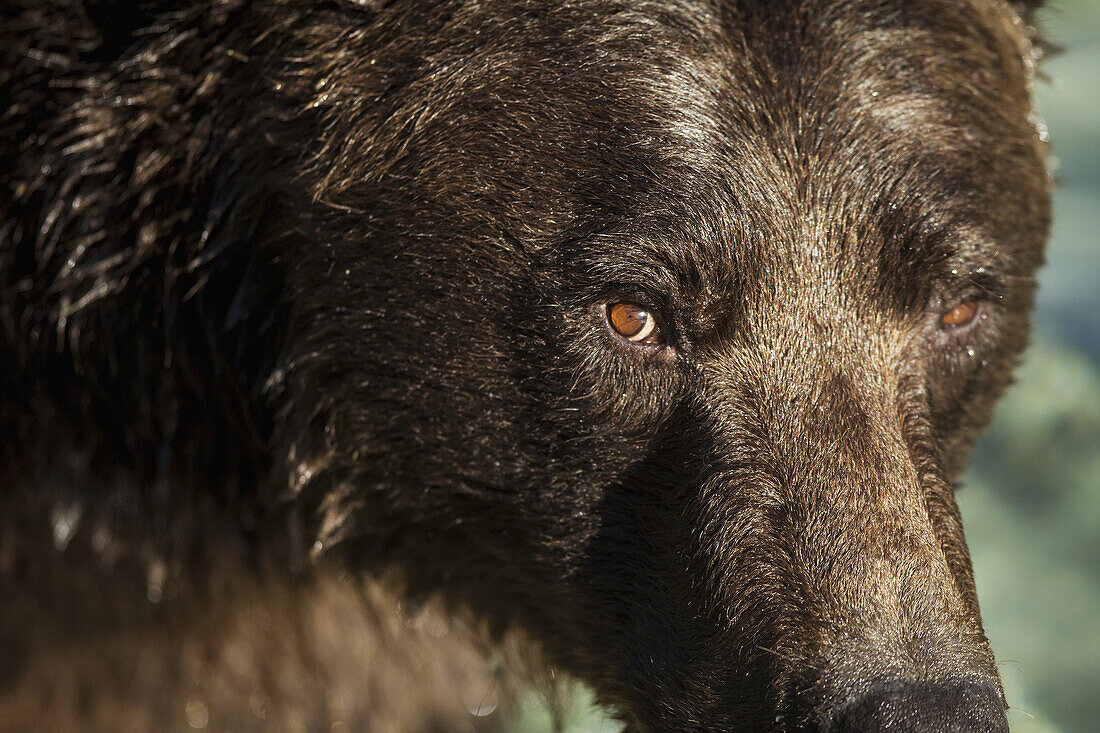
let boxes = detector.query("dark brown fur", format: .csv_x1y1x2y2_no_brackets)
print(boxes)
0,1,1050,731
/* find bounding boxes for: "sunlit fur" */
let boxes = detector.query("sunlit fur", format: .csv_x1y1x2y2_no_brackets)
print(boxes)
1,1,1049,730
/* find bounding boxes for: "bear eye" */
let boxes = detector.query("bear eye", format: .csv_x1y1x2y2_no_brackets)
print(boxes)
940,298,983,330
606,302,664,346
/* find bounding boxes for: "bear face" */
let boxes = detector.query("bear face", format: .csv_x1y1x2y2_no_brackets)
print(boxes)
282,2,1048,728
0,0,1050,731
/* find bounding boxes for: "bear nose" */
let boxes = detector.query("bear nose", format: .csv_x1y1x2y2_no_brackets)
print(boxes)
821,679,1009,732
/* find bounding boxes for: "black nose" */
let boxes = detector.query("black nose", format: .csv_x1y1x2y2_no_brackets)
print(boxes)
822,680,1009,732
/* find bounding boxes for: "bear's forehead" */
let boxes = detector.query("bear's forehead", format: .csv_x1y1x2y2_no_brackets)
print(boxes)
323,1,1040,322
517,1,1035,316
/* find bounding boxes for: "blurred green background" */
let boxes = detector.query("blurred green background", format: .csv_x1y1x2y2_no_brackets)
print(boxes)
506,3,1100,731
962,2,1100,731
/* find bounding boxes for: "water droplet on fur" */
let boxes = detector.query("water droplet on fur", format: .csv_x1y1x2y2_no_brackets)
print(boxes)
1029,111,1051,144
295,462,315,486
464,685,499,717
185,699,209,729
91,525,110,552
980,359,989,368
249,692,269,720
966,347,976,357
147,558,167,604
50,502,82,551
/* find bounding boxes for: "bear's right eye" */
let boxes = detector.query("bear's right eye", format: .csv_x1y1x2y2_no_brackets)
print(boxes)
606,302,665,347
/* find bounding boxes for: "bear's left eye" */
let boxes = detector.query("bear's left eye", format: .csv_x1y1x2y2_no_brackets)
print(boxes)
940,297,984,331
606,302,665,347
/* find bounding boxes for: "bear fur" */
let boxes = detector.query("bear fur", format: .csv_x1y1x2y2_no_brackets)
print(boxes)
1,1,1050,731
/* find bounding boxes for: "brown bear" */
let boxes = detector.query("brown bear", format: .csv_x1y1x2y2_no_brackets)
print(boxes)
0,0,1051,731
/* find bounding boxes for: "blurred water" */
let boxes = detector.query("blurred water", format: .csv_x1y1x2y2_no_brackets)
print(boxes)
512,3,1100,730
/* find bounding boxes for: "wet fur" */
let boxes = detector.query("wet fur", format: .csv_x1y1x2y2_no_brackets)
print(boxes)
1,1,1050,731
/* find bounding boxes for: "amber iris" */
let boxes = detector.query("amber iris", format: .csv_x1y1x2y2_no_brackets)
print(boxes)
608,302,660,344
941,299,980,329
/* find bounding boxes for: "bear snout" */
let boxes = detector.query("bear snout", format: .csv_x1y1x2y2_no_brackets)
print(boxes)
820,679,1009,733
